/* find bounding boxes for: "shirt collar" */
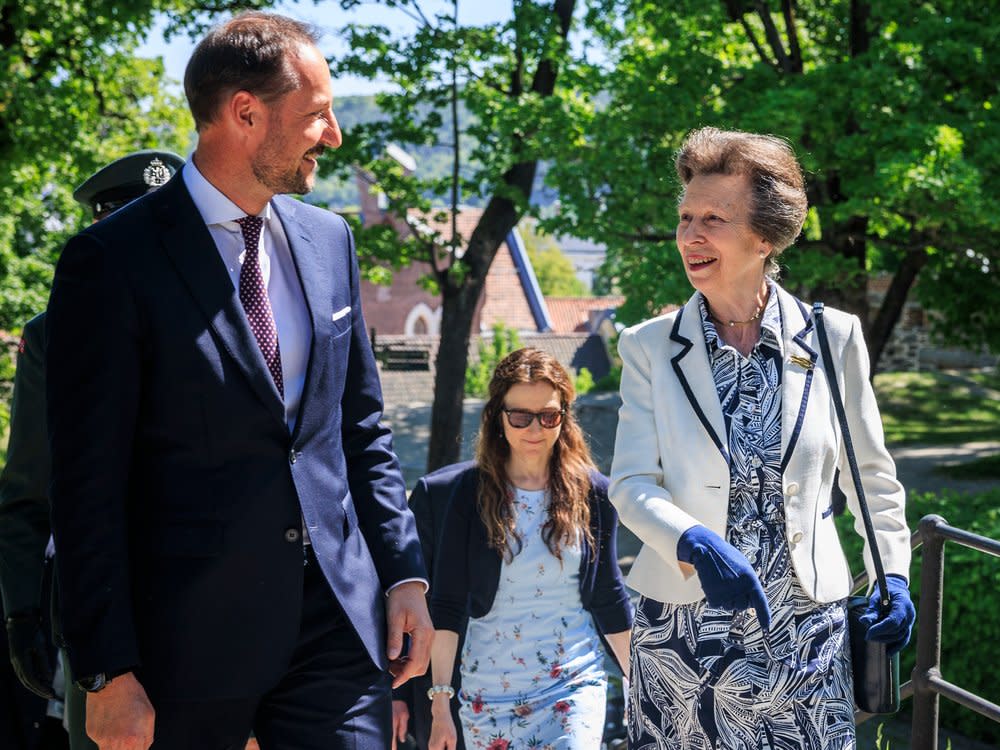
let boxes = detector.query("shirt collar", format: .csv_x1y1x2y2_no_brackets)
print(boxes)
759,279,783,354
697,279,784,356
182,159,272,228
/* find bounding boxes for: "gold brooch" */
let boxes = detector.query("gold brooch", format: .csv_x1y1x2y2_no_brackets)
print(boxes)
790,355,814,370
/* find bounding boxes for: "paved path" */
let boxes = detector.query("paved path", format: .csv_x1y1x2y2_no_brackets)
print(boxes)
891,440,999,496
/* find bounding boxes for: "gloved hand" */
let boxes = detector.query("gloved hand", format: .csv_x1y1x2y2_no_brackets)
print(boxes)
859,573,915,656
677,525,772,630
5,610,56,699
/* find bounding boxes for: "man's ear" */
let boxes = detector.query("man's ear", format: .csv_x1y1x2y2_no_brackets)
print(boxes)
229,90,263,134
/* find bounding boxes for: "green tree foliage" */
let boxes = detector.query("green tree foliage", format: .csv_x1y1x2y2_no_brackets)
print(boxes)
310,95,484,209
0,1,287,331
519,218,588,296
543,0,1000,368
0,337,16,458
333,0,581,470
465,323,522,398
573,366,594,395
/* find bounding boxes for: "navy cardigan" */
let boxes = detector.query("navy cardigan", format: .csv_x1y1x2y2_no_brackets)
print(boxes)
430,466,634,659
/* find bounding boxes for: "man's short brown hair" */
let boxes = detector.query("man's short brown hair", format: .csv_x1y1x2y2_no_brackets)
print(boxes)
184,11,321,130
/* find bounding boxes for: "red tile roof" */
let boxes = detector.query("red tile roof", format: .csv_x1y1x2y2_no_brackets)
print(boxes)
545,296,625,333
481,243,538,332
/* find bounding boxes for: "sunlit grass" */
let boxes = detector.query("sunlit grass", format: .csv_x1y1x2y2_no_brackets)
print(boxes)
875,370,1000,446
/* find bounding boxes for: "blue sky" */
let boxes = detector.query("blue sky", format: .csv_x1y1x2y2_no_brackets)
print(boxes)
137,1,514,96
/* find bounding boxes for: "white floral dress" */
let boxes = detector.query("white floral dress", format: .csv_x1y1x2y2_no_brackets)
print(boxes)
459,488,607,750
627,287,855,750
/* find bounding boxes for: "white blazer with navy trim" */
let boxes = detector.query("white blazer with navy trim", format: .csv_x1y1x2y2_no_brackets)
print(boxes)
609,283,911,605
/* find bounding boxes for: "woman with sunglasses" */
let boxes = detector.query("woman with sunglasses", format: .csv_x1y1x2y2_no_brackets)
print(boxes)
428,347,633,750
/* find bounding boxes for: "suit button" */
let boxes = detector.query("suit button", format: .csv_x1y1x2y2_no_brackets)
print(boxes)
289,450,297,465
284,528,301,543
790,531,804,544
785,482,800,496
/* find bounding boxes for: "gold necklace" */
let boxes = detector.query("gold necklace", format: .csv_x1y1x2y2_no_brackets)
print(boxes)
709,300,765,327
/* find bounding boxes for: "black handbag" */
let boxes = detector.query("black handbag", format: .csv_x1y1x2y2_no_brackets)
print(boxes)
813,302,901,715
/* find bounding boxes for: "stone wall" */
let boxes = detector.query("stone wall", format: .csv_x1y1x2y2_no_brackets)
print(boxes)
868,277,998,372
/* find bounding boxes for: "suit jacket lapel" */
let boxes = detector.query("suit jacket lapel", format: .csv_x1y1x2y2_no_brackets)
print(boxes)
152,176,286,427
779,288,818,471
670,295,729,464
273,198,325,442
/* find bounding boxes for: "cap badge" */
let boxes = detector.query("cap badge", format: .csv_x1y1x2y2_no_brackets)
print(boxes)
142,158,172,188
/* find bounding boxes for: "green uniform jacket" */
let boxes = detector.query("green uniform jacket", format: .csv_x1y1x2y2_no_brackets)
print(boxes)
0,313,50,618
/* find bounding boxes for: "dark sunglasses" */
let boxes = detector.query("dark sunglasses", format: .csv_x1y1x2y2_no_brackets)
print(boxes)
502,408,565,429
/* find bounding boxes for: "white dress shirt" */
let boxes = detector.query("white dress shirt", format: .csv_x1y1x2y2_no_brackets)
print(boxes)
182,161,312,432
181,163,427,591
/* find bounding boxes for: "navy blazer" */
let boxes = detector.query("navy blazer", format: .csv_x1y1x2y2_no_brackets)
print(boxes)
393,461,473,750
430,466,633,664
45,174,425,700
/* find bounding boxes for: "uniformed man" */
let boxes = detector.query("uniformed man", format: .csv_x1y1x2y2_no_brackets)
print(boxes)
0,150,185,750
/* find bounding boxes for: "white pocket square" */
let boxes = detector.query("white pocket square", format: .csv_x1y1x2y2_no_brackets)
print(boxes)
331,306,351,322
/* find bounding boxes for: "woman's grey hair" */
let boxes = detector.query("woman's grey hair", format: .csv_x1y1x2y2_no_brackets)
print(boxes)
675,127,808,277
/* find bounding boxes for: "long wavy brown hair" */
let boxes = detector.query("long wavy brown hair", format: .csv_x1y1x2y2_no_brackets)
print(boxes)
475,347,596,562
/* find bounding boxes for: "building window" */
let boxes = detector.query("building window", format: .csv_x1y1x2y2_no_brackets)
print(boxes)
404,302,441,336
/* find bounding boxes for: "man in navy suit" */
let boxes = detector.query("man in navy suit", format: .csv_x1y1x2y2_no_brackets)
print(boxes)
44,11,431,750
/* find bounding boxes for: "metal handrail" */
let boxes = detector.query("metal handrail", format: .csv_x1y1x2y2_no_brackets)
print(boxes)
911,514,1000,749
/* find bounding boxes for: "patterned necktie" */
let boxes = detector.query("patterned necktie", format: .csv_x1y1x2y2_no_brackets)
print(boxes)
236,215,284,398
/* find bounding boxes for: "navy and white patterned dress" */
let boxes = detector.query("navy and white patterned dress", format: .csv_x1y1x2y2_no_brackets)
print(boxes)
628,286,855,750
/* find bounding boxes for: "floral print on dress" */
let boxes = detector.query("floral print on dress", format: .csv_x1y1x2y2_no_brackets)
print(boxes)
459,488,607,749
628,284,856,750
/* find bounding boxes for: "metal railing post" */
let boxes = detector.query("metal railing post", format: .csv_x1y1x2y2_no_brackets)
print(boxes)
912,514,946,750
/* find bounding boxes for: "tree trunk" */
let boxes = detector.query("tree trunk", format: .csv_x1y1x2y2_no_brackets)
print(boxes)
866,247,928,373
426,193,525,471
424,0,575,472
808,213,869,327
427,282,480,470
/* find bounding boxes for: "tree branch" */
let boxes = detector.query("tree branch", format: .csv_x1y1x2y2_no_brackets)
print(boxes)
850,0,871,57
400,212,449,283
780,0,803,72
612,231,677,243
409,0,434,29
753,0,794,73
511,40,524,97
450,0,460,256
738,16,779,70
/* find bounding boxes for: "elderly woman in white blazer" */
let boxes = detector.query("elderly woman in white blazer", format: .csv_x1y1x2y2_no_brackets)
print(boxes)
610,127,915,749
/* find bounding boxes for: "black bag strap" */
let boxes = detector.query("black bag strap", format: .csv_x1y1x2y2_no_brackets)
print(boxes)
812,302,891,615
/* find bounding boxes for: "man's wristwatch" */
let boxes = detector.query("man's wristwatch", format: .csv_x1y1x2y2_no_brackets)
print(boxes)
76,673,110,693
75,668,132,693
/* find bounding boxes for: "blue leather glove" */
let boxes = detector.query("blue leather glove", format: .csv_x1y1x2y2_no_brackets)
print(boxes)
859,573,915,656
677,525,772,630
